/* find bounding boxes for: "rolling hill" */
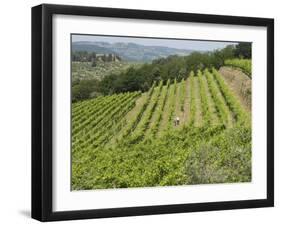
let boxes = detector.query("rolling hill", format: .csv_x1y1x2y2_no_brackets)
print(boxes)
72,41,193,62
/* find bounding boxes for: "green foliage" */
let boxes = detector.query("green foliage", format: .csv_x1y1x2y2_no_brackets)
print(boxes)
72,92,140,152
72,69,252,190
180,78,186,112
72,125,251,189
96,45,237,96
72,79,100,102
149,80,170,137
72,51,96,62
129,81,163,143
234,43,252,59
205,69,230,126
121,82,156,138
224,59,252,77
99,66,149,94
72,61,136,82
211,68,250,126
185,126,251,184
72,94,117,129
197,70,211,125
72,51,121,62
166,79,177,130
189,71,196,125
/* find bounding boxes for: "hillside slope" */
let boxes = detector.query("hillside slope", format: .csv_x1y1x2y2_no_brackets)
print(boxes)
72,68,251,190
219,66,251,110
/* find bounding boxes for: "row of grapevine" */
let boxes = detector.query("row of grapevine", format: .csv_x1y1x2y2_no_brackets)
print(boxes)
197,70,212,126
205,69,231,127
88,93,140,148
224,59,252,78
72,95,103,113
72,93,130,137
72,94,119,130
147,79,170,137
180,78,186,112
72,94,118,128
166,79,177,130
72,96,105,121
120,81,156,139
72,93,135,138
188,71,196,126
211,68,250,125
73,91,140,151
129,81,163,143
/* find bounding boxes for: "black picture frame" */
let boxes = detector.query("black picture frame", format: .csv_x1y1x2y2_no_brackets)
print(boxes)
32,3,274,222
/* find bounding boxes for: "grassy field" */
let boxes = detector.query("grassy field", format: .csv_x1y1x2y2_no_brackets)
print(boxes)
71,68,251,190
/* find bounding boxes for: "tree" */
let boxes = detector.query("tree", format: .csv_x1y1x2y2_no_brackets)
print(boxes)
234,43,252,59
72,79,100,102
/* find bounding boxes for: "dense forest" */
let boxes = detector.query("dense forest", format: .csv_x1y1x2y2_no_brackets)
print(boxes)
72,43,251,102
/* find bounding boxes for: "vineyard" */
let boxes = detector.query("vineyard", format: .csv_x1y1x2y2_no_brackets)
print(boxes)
225,59,252,78
72,68,252,190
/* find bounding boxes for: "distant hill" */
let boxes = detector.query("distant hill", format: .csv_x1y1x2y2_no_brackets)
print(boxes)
72,41,193,62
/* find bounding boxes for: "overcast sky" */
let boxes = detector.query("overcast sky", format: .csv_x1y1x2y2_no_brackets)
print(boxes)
72,34,238,51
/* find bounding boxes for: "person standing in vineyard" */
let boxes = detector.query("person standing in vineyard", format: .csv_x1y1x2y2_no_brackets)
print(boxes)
174,116,180,126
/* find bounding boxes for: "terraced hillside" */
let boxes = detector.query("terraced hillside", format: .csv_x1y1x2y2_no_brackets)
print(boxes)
72,68,252,190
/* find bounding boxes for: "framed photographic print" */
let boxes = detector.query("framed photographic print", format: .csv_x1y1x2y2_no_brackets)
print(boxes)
32,4,274,221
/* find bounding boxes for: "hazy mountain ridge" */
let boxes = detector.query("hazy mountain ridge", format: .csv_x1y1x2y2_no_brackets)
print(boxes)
72,41,193,62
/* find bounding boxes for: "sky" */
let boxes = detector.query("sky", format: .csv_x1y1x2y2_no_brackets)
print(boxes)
72,34,238,52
